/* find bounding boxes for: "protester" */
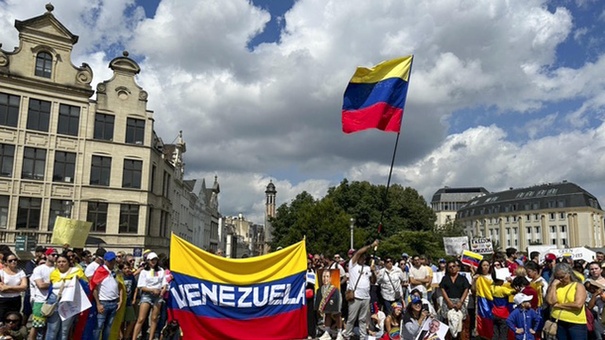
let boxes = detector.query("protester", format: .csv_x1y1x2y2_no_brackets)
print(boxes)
546,262,588,340
131,252,168,340
409,255,432,300
343,240,378,340
45,254,87,340
85,248,107,279
90,251,122,340
439,260,470,339
23,246,46,324
401,295,431,340
0,311,27,340
376,256,405,315
29,248,57,340
0,253,27,320
507,293,541,340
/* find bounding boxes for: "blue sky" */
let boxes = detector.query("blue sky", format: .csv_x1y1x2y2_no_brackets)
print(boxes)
2,0,605,223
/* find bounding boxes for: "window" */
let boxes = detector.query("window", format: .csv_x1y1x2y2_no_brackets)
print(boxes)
22,147,46,180
0,196,9,229
526,214,530,221
535,227,540,235
162,171,171,197
57,104,80,136
560,225,566,233
35,52,52,78
122,159,142,188
561,238,566,246
550,226,556,233
557,200,565,208
53,151,75,183
48,199,71,231
551,239,556,245
119,204,139,233
16,197,41,229
559,212,565,219
90,156,111,186
0,93,20,127
94,113,114,140
0,144,15,177
532,203,540,210
549,213,555,220
150,165,156,193
27,99,51,132
534,214,539,221
526,227,531,234
87,202,108,232
126,118,145,144
147,207,153,236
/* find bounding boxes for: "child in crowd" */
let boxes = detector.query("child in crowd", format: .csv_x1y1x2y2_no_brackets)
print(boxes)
506,293,541,340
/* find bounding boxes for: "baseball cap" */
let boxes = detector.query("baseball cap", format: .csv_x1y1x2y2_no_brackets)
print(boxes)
401,253,409,258
45,248,58,256
147,252,159,261
411,296,422,304
348,249,356,256
104,251,117,262
439,258,446,263
513,293,532,307
544,253,557,262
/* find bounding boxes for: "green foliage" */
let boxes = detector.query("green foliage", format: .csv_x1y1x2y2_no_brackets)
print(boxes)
270,179,454,259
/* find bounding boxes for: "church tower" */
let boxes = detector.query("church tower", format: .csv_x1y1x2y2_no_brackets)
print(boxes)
264,181,277,244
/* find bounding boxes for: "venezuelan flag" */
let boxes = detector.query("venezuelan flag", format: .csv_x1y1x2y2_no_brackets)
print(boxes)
475,275,493,339
461,250,483,268
169,234,308,340
342,56,413,134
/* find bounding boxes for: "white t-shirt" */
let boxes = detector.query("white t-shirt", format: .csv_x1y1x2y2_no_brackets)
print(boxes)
348,260,372,300
30,264,54,303
95,265,119,301
137,268,167,290
409,265,431,294
84,261,100,278
0,269,26,298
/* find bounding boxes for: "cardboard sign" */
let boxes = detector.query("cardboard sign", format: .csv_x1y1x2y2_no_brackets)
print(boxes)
443,236,469,256
471,238,493,254
540,247,596,262
51,217,92,248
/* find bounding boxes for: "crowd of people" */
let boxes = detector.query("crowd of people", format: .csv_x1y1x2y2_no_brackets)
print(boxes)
307,242,605,340
0,244,176,340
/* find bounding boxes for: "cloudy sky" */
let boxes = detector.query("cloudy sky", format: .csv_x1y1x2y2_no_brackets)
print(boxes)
2,0,605,223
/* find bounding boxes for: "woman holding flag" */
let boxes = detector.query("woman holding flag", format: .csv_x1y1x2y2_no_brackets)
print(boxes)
45,254,88,340
472,260,493,339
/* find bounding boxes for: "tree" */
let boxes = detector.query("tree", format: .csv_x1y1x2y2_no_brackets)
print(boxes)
270,179,440,257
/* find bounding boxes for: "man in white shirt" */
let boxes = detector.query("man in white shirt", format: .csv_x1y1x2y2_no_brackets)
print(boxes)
376,256,405,315
343,240,379,340
85,248,107,279
91,251,123,340
29,248,57,340
409,255,432,299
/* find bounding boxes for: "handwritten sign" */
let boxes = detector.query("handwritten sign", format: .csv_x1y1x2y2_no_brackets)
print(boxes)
51,217,92,248
471,238,493,254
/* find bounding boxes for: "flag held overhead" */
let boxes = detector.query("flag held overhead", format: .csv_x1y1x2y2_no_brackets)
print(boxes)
342,56,413,134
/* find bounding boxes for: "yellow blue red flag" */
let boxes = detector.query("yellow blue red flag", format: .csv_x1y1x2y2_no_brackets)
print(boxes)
169,234,308,339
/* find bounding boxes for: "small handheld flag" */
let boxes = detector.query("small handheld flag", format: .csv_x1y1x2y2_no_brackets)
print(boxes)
461,250,483,268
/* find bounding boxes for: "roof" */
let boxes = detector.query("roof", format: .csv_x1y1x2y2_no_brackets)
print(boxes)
431,187,489,203
456,181,602,219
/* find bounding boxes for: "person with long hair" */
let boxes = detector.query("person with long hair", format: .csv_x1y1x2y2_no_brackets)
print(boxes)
402,295,430,340
45,254,87,340
0,253,27,320
546,262,588,340
385,302,403,340
472,259,493,340
131,252,168,340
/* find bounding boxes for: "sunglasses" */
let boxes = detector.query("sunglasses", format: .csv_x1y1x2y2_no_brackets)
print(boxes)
386,260,392,263
5,319,19,324
117,255,122,258
129,260,135,263
7,259,17,263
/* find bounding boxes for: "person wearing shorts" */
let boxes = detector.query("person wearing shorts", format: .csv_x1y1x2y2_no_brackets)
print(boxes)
29,248,57,340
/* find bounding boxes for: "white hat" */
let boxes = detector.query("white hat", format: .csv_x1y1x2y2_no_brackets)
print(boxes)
513,293,532,306
147,252,158,261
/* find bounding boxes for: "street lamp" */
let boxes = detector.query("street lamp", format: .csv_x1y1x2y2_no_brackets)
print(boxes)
350,218,355,250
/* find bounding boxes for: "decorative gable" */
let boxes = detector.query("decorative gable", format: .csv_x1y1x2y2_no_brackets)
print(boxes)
14,4,78,46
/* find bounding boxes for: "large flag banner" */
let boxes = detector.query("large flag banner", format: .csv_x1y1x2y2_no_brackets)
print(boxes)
169,234,308,340
474,275,494,339
342,55,413,134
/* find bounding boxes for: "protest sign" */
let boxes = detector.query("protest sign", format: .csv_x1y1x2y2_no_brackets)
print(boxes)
443,236,469,256
495,268,510,281
539,247,595,262
471,238,493,254
51,217,92,248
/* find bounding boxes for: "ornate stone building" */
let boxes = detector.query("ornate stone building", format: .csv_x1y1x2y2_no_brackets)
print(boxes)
431,187,489,226
0,5,218,255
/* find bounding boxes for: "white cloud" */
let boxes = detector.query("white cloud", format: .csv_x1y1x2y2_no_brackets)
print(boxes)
2,0,605,222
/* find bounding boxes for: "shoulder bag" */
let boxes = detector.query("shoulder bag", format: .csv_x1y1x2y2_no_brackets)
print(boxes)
345,266,364,302
41,279,67,317
543,282,575,337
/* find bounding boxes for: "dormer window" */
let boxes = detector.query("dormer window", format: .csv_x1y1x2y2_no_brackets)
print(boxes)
35,52,53,78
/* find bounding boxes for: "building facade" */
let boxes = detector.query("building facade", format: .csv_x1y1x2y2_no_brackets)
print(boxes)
456,181,605,251
431,187,489,226
0,6,218,255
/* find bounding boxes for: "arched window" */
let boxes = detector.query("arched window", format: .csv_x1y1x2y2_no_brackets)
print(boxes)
35,52,53,78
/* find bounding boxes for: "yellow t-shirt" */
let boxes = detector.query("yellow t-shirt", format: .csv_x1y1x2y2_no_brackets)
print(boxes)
551,282,586,324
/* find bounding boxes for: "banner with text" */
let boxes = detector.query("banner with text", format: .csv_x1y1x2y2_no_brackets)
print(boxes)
51,217,92,248
169,234,308,340
471,238,494,254
443,236,470,256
